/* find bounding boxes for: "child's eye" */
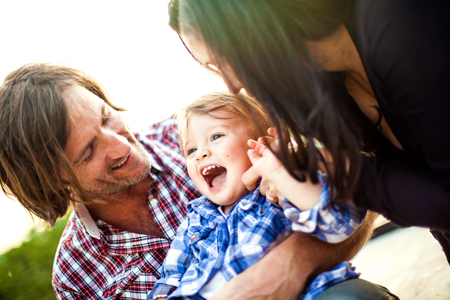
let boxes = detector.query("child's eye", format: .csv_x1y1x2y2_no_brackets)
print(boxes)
187,148,197,156
211,134,223,141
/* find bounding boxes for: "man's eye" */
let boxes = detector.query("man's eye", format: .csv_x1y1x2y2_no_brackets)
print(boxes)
187,148,197,156
84,145,95,162
211,134,223,141
102,109,112,125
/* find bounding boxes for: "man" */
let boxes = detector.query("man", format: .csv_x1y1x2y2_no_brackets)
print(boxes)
0,63,394,300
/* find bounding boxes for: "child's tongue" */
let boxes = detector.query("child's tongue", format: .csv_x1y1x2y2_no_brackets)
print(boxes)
211,170,227,188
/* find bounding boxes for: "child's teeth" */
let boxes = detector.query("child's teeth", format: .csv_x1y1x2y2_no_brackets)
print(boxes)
202,165,218,175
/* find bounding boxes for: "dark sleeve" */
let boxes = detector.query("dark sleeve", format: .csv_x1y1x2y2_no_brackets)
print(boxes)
353,0,450,231
355,156,450,230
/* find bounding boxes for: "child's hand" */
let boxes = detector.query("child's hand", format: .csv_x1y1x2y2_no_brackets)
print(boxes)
247,138,284,181
247,129,322,211
242,128,280,192
247,138,286,207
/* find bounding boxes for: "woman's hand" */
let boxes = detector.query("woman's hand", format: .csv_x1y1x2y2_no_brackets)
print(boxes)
260,177,283,207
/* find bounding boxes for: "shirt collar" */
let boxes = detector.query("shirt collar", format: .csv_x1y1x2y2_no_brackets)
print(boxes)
188,185,262,213
74,203,101,239
72,161,161,241
145,152,163,172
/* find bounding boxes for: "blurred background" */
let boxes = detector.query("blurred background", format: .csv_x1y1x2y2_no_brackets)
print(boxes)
0,1,226,299
0,1,449,300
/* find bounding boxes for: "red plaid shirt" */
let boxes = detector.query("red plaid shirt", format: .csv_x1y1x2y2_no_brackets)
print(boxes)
52,117,200,300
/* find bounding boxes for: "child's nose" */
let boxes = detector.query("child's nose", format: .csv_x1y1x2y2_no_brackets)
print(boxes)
197,148,211,160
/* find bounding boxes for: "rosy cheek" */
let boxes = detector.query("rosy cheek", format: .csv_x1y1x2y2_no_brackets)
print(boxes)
186,162,197,178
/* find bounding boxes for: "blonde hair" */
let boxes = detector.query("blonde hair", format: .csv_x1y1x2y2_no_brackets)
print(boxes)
177,91,272,155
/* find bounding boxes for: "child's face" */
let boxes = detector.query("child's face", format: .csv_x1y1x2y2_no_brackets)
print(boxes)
184,111,254,211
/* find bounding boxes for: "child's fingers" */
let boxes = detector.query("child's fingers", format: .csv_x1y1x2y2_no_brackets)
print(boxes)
267,127,290,150
247,149,263,166
248,145,270,160
249,139,268,154
247,139,258,149
241,165,260,192
257,137,267,145
247,149,257,160
267,127,278,138
257,143,269,155
258,135,277,146
249,139,268,151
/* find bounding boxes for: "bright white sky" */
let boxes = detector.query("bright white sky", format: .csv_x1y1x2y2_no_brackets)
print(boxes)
0,0,227,253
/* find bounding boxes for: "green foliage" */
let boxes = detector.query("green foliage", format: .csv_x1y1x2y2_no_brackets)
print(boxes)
0,214,70,300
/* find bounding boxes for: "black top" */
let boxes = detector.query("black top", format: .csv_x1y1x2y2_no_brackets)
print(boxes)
342,0,450,257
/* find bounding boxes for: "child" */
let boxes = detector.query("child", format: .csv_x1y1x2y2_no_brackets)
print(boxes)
148,91,364,300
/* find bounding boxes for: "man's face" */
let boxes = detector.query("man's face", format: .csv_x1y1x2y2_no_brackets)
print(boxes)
63,85,151,199
184,111,253,212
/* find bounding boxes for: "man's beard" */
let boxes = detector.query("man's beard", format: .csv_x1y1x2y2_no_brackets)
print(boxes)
82,144,152,198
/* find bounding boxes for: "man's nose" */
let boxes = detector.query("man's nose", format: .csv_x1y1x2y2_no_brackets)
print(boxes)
101,129,131,160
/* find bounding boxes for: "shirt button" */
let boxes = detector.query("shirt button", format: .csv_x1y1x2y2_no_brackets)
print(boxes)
190,234,198,240
149,198,158,207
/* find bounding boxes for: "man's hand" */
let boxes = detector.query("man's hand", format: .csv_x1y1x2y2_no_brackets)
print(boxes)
208,212,377,300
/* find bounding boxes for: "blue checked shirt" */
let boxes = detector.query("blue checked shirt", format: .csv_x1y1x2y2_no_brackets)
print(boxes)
282,173,364,300
148,184,362,300
283,173,367,243
148,187,291,300
302,261,359,300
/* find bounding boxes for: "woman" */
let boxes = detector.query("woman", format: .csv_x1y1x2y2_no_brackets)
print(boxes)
168,0,450,261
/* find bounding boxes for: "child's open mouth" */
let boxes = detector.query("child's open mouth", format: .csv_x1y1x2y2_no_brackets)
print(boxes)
201,164,227,188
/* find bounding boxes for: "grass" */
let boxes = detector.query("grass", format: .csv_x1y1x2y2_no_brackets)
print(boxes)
0,214,70,300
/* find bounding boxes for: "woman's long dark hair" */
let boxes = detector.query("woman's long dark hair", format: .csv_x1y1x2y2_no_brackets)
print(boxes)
169,0,381,204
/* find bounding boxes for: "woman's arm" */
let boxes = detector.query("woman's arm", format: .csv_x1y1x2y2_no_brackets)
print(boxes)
208,212,377,300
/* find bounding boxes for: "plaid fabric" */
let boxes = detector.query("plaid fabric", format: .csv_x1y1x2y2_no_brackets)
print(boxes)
283,173,367,243
52,117,201,300
302,262,360,300
148,187,291,300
